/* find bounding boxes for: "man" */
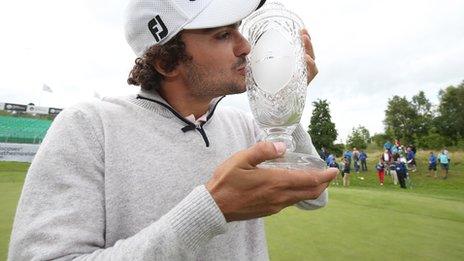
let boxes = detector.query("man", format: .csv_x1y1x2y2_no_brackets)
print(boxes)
343,149,352,166
352,147,360,173
428,151,437,178
359,150,368,171
406,146,416,172
8,0,336,260
319,146,329,161
438,149,450,179
395,157,408,189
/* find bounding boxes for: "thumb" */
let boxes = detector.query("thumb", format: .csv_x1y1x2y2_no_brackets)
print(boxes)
241,141,286,167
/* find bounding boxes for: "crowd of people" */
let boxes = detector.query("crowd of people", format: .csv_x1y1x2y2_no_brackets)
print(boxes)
319,139,452,189
319,147,368,187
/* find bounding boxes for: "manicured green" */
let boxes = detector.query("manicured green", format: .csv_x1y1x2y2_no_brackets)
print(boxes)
1,149,463,260
266,188,464,260
0,161,28,260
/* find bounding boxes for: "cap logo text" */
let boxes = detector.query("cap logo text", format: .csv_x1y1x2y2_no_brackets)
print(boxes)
148,15,168,42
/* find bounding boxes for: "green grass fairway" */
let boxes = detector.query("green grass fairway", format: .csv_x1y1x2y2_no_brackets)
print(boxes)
1,149,463,260
0,162,28,260
266,188,464,260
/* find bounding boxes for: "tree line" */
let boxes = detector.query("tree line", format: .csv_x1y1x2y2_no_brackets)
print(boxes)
308,80,464,154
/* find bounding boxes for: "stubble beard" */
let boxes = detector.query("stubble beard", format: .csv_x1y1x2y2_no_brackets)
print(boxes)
184,59,246,99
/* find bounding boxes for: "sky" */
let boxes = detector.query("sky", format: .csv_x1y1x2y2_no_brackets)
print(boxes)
1,0,463,142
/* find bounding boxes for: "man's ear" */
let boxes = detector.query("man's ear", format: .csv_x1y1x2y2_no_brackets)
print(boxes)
153,60,180,78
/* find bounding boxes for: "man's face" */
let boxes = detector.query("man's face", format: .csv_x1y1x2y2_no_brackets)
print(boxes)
178,23,250,99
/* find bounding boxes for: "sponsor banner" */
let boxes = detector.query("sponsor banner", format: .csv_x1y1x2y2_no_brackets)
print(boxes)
48,108,63,115
0,143,40,163
4,103,27,112
27,105,50,115
1,102,62,116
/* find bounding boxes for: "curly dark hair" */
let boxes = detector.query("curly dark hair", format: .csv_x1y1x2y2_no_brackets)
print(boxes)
127,33,191,91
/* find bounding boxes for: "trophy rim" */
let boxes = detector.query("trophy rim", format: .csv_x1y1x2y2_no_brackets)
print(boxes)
240,2,305,37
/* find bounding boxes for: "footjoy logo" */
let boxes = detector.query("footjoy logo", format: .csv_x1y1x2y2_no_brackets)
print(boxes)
148,15,168,42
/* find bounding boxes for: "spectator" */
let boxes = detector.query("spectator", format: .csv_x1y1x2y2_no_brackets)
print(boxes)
359,150,368,171
326,153,335,166
406,147,416,172
329,159,340,186
395,157,408,189
381,149,392,165
384,140,393,152
343,150,352,166
319,146,329,161
343,157,351,187
443,147,449,156
438,149,450,179
375,158,385,186
389,155,399,185
428,152,438,178
391,144,399,156
352,147,360,173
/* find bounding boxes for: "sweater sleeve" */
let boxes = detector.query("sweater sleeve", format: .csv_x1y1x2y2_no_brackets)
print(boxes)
291,124,329,210
8,108,226,260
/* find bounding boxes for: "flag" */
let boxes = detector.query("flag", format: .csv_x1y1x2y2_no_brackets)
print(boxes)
93,91,101,99
42,84,53,93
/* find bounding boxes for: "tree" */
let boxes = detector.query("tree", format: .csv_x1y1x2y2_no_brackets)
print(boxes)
308,99,338,151
358,125,371,144
416,129,447,149
435,81,464,145
346,126,368,150
384,95,417,144
411,91,433,137
371,133,393,148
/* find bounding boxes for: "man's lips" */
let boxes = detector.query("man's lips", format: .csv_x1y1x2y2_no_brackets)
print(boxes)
237,66,246,76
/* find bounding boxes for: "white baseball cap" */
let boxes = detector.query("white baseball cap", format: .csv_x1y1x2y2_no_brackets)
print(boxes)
125,0,267,57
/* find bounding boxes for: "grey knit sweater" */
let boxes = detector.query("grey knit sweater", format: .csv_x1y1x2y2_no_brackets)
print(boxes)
8,90,327,260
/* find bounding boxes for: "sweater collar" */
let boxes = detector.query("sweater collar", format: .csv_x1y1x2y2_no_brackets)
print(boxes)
132,89,225,148
136,89,224,119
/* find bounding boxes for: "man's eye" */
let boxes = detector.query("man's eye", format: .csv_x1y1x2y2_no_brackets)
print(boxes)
217,32,231,40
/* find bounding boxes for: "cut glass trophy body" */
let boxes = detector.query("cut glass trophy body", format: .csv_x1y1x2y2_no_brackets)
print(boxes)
241,2,325,170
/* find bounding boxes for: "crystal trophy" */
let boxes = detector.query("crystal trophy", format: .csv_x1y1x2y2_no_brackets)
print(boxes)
241,2,325,170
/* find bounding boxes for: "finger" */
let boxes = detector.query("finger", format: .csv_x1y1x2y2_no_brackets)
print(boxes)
287,183,329,202
306,54,318,82
240,141,286,168
301,29,315,60
275,182,329,206
287,167,338,188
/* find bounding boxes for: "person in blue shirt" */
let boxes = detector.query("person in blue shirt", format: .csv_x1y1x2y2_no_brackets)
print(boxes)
326,153,335,166
329,159,340,186
428,152,437,178
375,159,385,186
438,150,450,179
319,146,329,161
384,141,393,152
406,146,416,172
343,150,352,166
359,150,368,171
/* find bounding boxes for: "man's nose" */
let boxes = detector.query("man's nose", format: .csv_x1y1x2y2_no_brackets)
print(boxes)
234,32,251,57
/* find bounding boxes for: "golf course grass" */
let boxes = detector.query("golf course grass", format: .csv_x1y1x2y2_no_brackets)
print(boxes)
267,188,464,260
1,150,463,260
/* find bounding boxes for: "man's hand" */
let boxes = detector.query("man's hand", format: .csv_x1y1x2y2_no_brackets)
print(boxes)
206,142,338,222
301,29,318,84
